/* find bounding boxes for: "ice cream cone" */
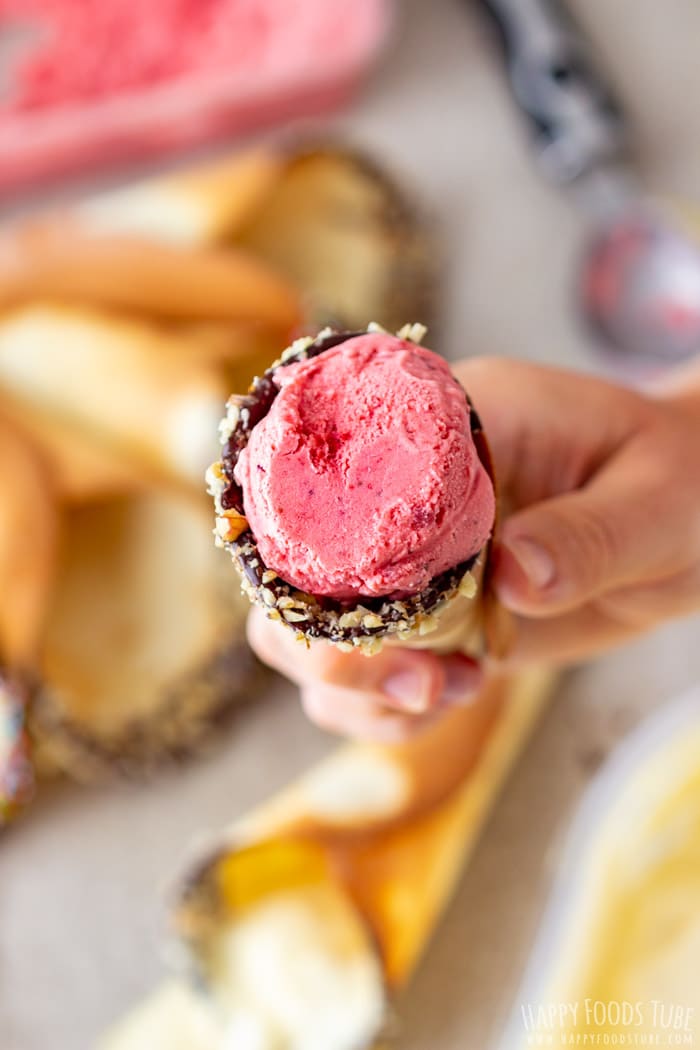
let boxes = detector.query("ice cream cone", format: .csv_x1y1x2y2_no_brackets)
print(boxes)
0,304,227,492
0,221,301,331
209,324,512,661
73,148,283,246
100,667,554,1049
395,545,514,661
0,414,58,822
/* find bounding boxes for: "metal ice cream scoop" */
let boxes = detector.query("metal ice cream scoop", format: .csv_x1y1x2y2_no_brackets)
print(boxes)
476,0,700,362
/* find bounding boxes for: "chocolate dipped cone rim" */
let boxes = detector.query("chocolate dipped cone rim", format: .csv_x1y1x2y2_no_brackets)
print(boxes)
208,325,493,651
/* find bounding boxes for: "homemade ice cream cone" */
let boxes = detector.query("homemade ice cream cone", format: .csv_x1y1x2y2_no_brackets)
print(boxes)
101,667,554,1049
209,323,510,660
74,148,283,246
0,414,57,822
0,222,301,330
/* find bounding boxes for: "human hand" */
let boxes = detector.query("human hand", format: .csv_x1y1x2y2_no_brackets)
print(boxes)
249,358,700,739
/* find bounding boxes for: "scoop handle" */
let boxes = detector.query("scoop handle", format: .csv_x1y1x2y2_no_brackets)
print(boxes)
476,0,626,183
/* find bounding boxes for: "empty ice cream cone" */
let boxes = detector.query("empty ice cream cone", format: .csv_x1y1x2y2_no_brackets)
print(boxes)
0,414,57,822
101,667,554,1049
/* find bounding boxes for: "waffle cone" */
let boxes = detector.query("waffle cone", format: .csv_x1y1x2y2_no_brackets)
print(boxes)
165,669,551,1042
102,668,554,1048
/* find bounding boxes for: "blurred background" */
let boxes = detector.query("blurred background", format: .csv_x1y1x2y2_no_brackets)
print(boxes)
1,1,700,1048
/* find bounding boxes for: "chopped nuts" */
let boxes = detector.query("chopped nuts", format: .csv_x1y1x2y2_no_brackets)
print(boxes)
218,395,246,442
204,462,225,497
361,637,383,656
215,512,248,543
458,572,477,599
397,322,427,344
281,335,314,362
418,616,439,636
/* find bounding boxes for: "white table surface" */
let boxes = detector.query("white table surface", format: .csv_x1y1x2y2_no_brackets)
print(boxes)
2,1,700,1048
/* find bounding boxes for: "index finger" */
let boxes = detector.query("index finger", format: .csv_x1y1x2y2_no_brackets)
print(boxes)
454,357,647,511
247,606,471,715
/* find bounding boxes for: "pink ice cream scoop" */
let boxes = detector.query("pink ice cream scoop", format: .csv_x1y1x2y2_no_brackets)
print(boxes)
233,333,495,600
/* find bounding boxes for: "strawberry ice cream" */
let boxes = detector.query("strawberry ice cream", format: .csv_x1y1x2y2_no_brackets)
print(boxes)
1,0,391,193
233,333,495,600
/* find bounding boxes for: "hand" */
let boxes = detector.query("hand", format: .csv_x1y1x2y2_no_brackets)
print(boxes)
249,358,700,739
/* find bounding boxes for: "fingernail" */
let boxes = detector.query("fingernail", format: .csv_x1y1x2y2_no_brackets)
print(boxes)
504,537,555,589
441,655,482,705
381,669,430,712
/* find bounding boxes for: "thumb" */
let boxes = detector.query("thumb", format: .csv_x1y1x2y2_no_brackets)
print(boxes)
492,454,679,616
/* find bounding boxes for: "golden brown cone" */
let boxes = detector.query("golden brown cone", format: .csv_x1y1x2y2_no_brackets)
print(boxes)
0,413,58,821
0,413,57,672
0,304,227,491
0,392,149,503
0,222,302,330
402,552,515,660
0,309,286,503
29,490,257,780
235,148,437,333
175,668,554,994
74,148,283,245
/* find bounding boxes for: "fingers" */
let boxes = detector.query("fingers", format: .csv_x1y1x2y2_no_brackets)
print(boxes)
492,431,698,618
247,606,483,740
498,567,700,666
248,606,447,707
497,604,638,666
453,357,646,508
299,656,482,741
453,357,700,659
300,683,445,742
